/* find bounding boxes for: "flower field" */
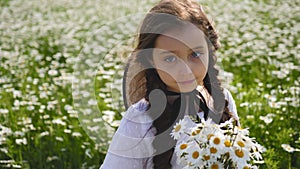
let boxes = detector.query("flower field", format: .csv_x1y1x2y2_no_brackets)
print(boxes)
0,0,299,168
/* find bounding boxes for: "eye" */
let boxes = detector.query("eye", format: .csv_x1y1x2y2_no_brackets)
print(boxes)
164,55,177,63
190,51,203,58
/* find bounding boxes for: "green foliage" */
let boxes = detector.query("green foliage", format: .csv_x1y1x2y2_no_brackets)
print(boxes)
0,0,9,7
211,0,300,168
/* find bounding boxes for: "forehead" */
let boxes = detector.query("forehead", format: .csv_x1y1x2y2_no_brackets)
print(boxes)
155,24,207,50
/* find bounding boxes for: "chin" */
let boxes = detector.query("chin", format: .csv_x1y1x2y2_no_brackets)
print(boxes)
177,86,197,93
179,89,195,93
177,82,197,93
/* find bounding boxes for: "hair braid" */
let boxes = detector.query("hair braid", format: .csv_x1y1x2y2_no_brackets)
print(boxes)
144,69,179,169
203,40,234,123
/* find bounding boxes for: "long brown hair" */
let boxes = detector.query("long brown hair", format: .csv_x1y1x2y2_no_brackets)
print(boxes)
126,0,234,168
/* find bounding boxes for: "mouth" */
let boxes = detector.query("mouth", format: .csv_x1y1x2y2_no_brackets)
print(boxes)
177,79,196,85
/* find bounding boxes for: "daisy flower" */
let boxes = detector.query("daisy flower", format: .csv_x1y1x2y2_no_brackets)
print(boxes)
234,137,247,150
208,160,224,169
172,115,265,168
251,151,263,161
208,134,228,158
209,133,225,152
229,146,250,166
201,147,221,167
185,142,203,166
219,118,234,130
208,146,222,159
199,125,222,144
182,163,197,169
233,133,254,151
281,144,298,153
200,147,221,166
171,118,187,139
175,141,189,157
188,126,203,142
234,126,250,136
251,143,265,161
236,161,252,169
200,147,212,166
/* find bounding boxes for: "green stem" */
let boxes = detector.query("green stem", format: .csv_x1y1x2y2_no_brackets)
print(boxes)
289,153,291,169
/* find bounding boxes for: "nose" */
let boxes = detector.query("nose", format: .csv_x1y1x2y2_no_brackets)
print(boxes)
177,59,193,76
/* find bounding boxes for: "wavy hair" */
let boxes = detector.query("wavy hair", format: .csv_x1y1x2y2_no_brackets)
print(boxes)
127,0,235,168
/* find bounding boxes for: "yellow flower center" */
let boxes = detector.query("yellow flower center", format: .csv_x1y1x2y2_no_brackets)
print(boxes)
174,125,181,132
210,147,217,154
235,149,244,158
207,134,214,140
237,140,245,147
237,126,243,130
191,129,201,136
213,137,221,145
192,151,199,159
180,144,187,150
203,155,210,161
211,164,219,169
243,166,250,169
224,140,231,147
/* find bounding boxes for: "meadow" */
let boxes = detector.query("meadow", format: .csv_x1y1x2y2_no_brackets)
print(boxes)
0,0,299,168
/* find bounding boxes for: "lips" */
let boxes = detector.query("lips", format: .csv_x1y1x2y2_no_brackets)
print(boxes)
177,79,196,84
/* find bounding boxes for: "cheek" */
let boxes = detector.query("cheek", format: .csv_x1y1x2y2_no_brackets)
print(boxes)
199,54,209,72
192,61,208,79
153,60,176,79
157,69,175,82
199,53,209,68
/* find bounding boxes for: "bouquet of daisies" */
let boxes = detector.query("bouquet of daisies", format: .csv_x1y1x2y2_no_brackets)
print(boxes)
170,116,265,169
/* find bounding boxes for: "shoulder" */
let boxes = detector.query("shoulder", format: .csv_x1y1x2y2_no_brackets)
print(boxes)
129,98,149,114
107,98,155,158
122,98,152,126
101,99,155,168
118,98,154,138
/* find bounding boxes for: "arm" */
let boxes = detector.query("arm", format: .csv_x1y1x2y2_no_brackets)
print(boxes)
100,99,155,169
223,88,240,126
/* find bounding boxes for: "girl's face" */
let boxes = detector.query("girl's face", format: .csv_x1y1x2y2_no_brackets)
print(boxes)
153,24,209,93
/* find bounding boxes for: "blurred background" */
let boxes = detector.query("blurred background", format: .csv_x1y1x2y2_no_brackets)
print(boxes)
0,0,299,168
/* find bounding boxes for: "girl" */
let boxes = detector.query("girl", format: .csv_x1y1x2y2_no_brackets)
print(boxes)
101,0,239,168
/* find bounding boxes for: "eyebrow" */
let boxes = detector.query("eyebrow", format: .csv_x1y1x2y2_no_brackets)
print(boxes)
159,46,204,55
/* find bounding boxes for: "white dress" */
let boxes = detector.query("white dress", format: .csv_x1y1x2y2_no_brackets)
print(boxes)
100,89,239,169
